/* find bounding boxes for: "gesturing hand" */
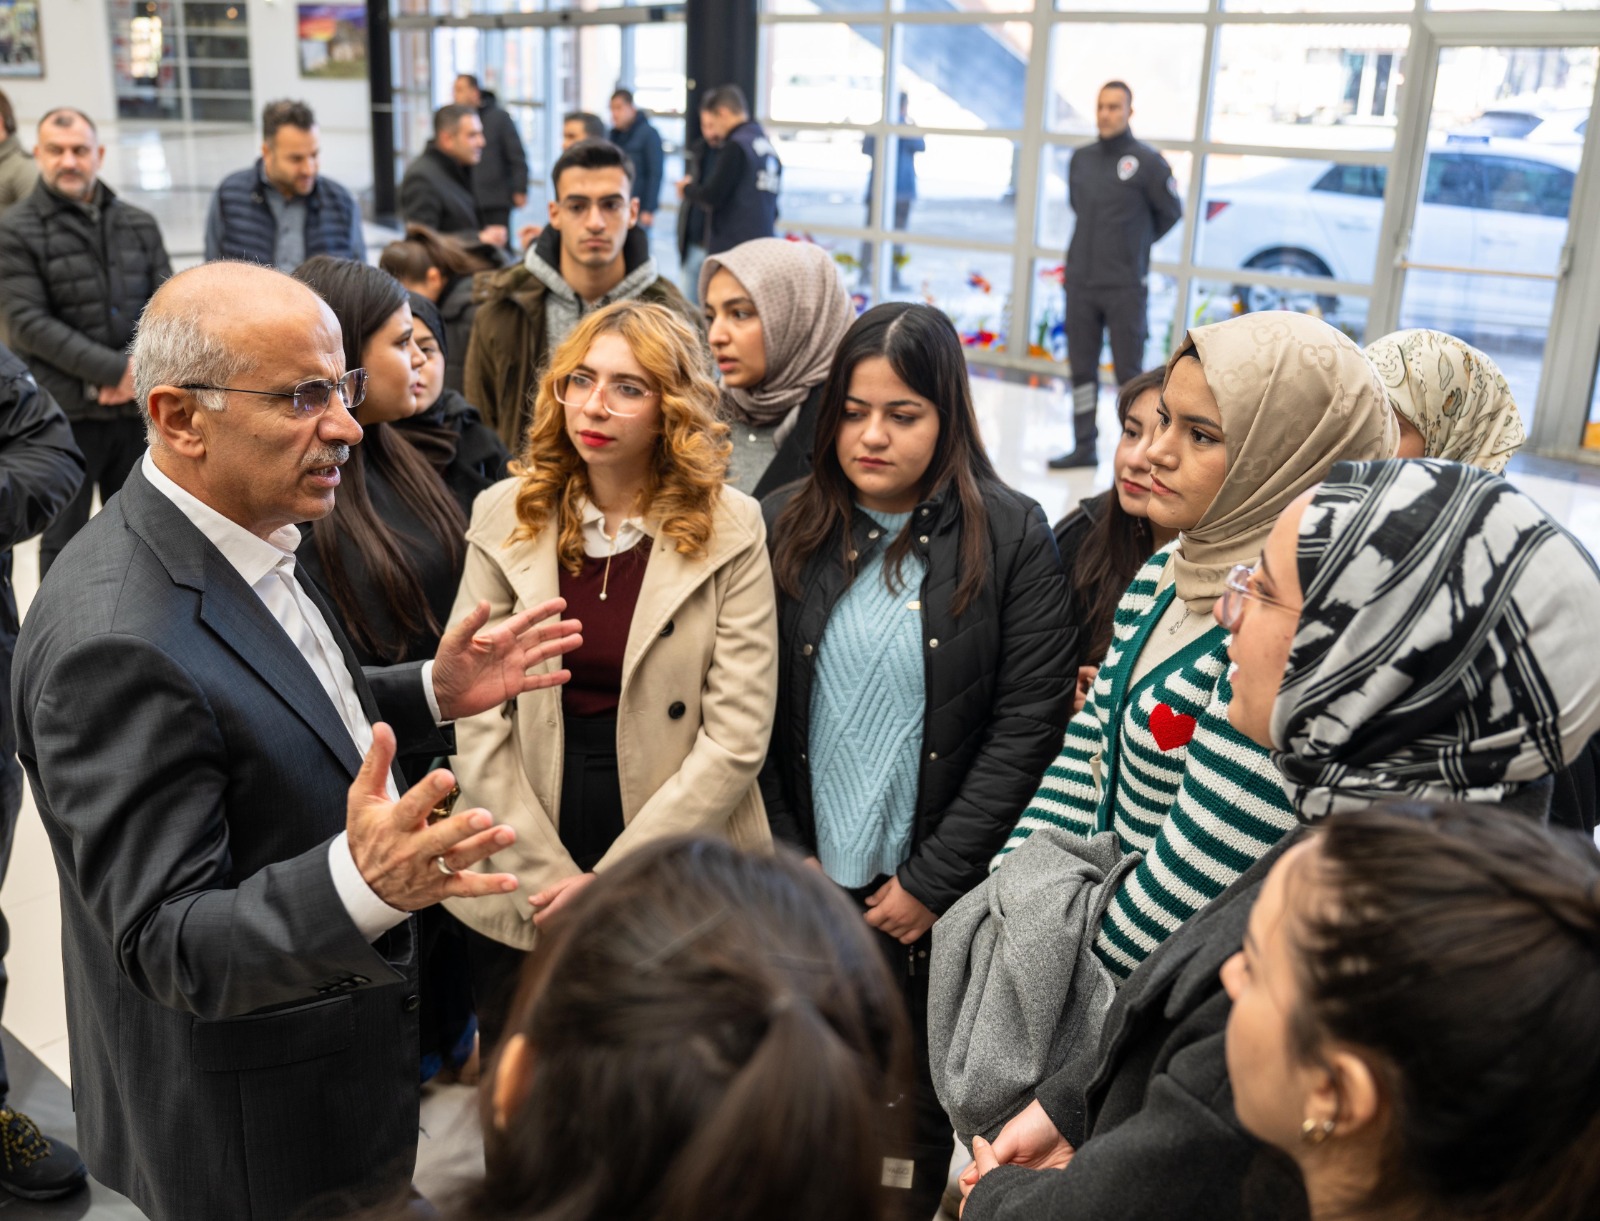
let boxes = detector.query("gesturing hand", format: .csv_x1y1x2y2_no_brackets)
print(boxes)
864,876,937,944
346,723,521,911
432,596,582,722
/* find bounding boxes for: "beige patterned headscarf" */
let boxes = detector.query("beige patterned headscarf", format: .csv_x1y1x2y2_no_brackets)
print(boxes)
699,238,855,427
1363,329,1525,474
1170,312,1398,610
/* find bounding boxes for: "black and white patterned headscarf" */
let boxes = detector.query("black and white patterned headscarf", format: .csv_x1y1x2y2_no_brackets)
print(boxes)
1272,459,1600,818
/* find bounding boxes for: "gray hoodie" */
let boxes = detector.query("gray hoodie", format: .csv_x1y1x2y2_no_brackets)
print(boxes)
525,230,664,356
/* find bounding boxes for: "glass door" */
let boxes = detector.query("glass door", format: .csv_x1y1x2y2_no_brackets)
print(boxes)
1393,44,1598,428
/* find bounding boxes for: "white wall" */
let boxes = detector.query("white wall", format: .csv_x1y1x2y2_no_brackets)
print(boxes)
248,0,372,134
3,0,116,129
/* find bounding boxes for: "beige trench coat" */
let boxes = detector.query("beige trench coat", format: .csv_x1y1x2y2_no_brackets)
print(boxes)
444,477,777,948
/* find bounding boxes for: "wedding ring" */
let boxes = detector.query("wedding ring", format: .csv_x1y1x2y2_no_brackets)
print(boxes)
435,855,454,876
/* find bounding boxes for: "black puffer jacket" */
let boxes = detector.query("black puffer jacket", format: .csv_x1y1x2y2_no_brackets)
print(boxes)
760,480,1076,913
0,179,171,421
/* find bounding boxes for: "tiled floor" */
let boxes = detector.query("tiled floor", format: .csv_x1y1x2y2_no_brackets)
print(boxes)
7,119,1600,1217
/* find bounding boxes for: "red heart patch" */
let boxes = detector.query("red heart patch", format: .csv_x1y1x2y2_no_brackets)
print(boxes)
1149,703,1197,752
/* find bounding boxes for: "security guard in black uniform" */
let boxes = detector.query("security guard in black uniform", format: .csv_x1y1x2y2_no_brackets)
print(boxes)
1050,81,1182,469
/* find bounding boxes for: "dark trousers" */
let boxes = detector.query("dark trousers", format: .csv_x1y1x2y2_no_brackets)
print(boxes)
1065,283,1148,445
0,746,23,1103
39,417,145,579
460,712,624,1052
846,879,952,1221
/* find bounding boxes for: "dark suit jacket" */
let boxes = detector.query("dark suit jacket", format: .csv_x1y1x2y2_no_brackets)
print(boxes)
13,465,450,1221
399,144,482,245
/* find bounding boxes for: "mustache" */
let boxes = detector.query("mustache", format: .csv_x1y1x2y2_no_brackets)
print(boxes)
302,445,350,469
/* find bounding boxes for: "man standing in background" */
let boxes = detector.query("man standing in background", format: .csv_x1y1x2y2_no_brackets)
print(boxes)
608,89,664,236
1049,80,1181,470
453,74,528,237
676,85,781,257
400,105,508,250
0,108,171,576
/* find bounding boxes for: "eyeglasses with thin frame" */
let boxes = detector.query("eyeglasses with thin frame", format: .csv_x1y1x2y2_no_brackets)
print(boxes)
1217,562,1301,633
555,196,629,220
177,368,368,419
555,371,658,418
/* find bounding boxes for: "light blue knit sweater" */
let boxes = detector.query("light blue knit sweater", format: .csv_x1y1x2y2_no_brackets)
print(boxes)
809,508,927,888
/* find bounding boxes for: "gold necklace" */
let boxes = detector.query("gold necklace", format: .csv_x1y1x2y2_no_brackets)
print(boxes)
598,526,621,601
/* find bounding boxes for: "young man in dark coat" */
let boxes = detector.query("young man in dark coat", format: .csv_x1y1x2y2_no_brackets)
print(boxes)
607,89,664,236
453,75,529,234
399,105,508,250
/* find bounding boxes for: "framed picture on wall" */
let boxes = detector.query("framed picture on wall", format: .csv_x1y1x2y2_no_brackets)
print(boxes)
0,0,44,79
297,4,367,80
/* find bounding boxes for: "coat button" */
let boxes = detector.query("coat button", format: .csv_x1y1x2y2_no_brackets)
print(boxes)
920,507,930,516
928,751,938,761
847,550,859,562
668,701,687,719
660,619,674,637
800,752,808,762
919,535,930,545
867,529,881,540
802,643,814,656
928,638,939,649
402,994,420,1013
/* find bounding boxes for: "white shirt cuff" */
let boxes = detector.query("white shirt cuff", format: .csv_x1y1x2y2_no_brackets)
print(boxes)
328,832,409,943
421,660,448,725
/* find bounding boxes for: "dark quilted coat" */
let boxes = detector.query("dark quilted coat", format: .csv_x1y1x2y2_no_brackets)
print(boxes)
759,480,1077,913
0,179,171,421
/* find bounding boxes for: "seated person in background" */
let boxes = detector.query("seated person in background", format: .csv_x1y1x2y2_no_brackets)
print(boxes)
962,458,1600,1221
700,237,854,498
399,105,508,250
393,838,911,1221
465,139,701,452
1219,802,1600,1221
380,223,499,394
1364,328,1525,472
205,98,365,270
1053,367,1168,713
395,292,509,514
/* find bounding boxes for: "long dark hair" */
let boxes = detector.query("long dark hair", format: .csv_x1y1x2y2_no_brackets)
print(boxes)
1073,368,1163,664
292,256,467,662
772,302,998,618
377,222,496,286
1292,803,1600,1221
447,838,911,1221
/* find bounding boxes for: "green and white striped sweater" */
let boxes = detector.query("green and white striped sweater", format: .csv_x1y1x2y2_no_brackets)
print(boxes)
996,546,1297,979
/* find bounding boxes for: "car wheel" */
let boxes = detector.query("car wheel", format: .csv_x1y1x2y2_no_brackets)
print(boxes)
1235,249,1338,317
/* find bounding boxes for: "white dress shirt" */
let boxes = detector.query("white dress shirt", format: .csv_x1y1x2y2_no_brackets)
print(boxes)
142,450,411,942
579,495,648,557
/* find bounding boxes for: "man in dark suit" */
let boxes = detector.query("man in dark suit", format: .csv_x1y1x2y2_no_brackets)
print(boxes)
12,262,581,1221
399,104,508,250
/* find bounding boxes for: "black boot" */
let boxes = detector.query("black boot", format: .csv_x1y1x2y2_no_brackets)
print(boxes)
1048,383,1100,469
0,1106,88,1200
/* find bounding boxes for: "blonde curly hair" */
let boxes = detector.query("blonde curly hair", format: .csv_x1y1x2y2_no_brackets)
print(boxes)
511,300,730,572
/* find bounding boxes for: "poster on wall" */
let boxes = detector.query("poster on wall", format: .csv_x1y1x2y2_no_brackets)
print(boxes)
0,0,44,79
297,4,367,80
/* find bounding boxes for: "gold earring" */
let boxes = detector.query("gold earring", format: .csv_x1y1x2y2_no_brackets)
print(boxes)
1300,1117,1336,1145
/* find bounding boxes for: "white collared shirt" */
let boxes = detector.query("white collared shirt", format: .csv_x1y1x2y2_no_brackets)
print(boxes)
141,450,409,942
579,495,648,557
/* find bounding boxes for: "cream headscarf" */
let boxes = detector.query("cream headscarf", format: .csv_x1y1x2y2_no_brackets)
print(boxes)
1170,311,1398,610
699,238,855,427
1363,329,1525,474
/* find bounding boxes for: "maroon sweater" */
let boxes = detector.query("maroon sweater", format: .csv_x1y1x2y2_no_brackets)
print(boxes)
558,540,651,718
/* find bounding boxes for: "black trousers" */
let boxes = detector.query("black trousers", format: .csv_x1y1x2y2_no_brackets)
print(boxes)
846,878,953,1221
39,416,146,579
1065,283,1148,449
460,713,624,1052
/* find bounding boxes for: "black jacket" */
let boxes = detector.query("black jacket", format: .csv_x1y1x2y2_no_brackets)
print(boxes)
1066,130,1182,291
439,272,479,395
759,480,1076,913
687,120,781,255
399,144,482,244
0,179,171,420
749,381,823,503
472,94,530,214
0,342,85,754
392,387,510,518
610,110,665,215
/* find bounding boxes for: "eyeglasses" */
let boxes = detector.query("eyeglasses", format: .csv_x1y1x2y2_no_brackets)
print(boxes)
555,196,629,220
178,368,368,419
1216,562,1301,633
555,372,657,418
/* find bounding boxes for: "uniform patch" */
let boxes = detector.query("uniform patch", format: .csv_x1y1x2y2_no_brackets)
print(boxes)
1117,155,1140,181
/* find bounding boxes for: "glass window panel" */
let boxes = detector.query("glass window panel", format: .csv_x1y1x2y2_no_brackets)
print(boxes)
1585,358,1600,450
1056,0,1207,12
1194,154,1389,283
553,25,625,117
1225,0,1410,10
764,0,882,11
1028,261,1179,369
1210,25,1410,150
1431,0,1600,9
1187,278,1370,343
770,232,878,313
628,22,687,116
889,135,1019,244
1399,271,1549,410
761,23,885,125
769,127,875,230
893,23,1032,131
1048,25,1206,142
882,245,1013,352
1037,145,1191,265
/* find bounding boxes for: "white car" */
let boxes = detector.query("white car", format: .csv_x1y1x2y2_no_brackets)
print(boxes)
1197,136,1579,333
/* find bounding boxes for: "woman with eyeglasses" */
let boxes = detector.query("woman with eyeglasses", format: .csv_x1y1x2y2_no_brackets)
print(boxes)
959,460,1600,1221
761,302,1075,1219
997,312,1395,980
699,237,856,498
443,299,778,1051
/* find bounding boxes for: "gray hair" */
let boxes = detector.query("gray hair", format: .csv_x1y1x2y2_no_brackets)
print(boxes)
130,301,256,447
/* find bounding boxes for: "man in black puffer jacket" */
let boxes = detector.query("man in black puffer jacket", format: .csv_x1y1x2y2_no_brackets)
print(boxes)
0,107,170,577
